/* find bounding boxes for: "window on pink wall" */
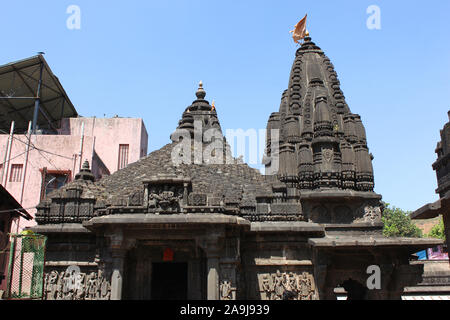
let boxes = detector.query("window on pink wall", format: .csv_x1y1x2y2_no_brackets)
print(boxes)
40,169,71,200
9,164,23,182
118,144,129,170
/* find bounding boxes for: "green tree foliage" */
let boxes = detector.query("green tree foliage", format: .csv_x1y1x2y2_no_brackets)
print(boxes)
427,217,446,241
382,203,422,238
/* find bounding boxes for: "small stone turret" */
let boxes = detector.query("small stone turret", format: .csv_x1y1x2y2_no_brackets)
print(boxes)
171,81,224,143
75,160,95,182
170,82,232,165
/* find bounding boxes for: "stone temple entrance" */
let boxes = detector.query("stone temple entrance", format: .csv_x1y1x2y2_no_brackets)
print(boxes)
121,239,209,300
151,262,188,300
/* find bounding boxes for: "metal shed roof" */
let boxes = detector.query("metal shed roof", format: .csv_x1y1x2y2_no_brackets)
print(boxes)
0,185,32,220
0,54,78,133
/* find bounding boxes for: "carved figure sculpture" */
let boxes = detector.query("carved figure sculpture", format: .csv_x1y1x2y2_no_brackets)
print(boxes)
220,280,233,300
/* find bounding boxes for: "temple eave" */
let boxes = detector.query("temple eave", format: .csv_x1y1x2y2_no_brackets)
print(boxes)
82,213,251,230
309,236,443,250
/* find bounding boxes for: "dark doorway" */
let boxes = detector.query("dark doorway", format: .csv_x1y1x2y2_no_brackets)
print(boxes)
151,262,188,300
342,279,368,300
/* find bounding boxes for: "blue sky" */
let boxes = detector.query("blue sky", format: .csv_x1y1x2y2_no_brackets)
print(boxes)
1,0,449,211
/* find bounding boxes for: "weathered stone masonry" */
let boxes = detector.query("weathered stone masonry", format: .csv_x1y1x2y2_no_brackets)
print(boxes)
32,37,441,300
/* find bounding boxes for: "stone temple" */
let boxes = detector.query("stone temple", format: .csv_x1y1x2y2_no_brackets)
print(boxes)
32,36,440,300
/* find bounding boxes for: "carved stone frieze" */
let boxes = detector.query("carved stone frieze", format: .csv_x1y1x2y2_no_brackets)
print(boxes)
44,267,111,300
258,270,317,300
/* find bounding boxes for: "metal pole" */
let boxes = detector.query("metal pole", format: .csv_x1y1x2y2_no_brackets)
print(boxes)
1,138,8,185
19,121,32,205
3,121,15,187
79,122,85,171
40,236,47,300
32,62,44,134
59,99,65,124
72,154,77,181
40,167,47,201
6,236,15,299
18,237,24,297
91,136,96,174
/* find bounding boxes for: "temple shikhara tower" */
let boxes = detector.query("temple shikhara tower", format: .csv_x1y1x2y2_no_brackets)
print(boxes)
32,35,440,300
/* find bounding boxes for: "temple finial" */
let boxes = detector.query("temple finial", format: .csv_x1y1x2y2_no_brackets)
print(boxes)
82,160,90,170
75,160,95,182
196,80,206,100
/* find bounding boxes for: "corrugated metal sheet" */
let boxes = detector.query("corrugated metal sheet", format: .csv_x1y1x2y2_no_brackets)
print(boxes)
0,55,77,133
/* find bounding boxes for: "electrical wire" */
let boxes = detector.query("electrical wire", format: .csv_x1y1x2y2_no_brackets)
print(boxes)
0,150,29,167
0,128,74,160
0,128,75,172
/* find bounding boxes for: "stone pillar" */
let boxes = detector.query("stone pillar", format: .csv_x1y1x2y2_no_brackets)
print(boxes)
105,227,135,301
110,249,126,300
207,254,220,300
198,234,223,300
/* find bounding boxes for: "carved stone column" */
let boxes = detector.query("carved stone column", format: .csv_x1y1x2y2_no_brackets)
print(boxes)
110,248,126,300
105,227,135,300
198,234,223,300
207,253,220,300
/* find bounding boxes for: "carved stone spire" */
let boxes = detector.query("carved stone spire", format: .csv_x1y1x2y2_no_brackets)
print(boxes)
265,36,375,192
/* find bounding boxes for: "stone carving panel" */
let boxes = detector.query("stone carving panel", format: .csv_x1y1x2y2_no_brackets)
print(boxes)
322,148,333,163
148,184,183,213
188,193,207,206
363,205,382,223
220,264,237,300
44,267,111,300
220,280,235,300
258,270,317,300
128,190,144,206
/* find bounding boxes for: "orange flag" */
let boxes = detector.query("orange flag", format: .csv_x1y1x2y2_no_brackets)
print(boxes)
211,100,216,111
290,14,307,44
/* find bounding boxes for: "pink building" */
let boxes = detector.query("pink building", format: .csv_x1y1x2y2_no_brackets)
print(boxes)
0,117,148,230
0,55,148,231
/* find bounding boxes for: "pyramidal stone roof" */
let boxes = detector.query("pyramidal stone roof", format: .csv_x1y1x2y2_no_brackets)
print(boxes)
42,83,272,211
97,143,271,206
37,36,380,225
